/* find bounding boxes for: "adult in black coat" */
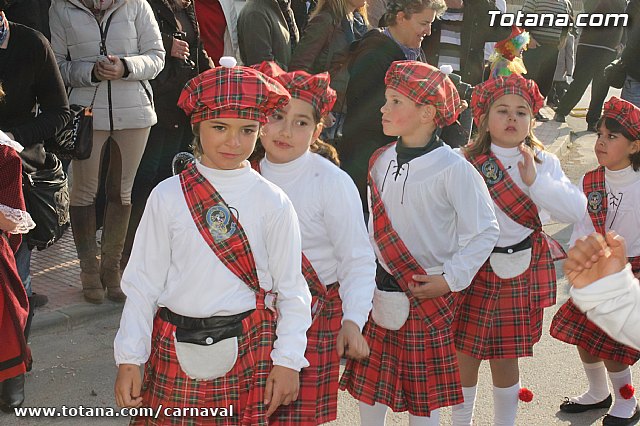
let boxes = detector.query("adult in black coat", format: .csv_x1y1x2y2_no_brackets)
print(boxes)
622,0,640,107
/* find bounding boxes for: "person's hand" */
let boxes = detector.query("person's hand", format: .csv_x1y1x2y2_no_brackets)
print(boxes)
94,55,125,80
171,38,190,60
518,143,537,186
114,364,143,408
408,274,451,300
564,231,627,289
529,37,539,49
265,365,299,417
457,100,468,114
336,320,370,360
0,212,18,233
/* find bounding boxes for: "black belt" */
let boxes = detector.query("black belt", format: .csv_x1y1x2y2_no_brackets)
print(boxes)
159,307,254,346
492,236,532,254
375,263,404,292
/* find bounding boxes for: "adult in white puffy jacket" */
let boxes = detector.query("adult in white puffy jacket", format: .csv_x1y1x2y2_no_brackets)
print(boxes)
49,0,165,304
566,231,640,351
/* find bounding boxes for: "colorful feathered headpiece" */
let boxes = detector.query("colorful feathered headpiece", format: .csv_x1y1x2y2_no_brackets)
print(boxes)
489,26,530,79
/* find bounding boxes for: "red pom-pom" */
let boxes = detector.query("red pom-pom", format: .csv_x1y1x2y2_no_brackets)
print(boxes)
519,387,534,402
620,384,635,399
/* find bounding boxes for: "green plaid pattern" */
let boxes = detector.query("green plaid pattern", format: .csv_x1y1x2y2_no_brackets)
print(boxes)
602,96,640,140
583,167,607,235
470,74,544,125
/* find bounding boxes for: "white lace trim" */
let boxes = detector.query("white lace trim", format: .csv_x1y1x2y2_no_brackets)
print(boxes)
0,204,36,234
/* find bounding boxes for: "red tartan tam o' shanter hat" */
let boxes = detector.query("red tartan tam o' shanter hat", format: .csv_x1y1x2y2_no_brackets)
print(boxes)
252,61,337,118
471,74,544,126
602,96,640,140
384,60,461,127
178,57,291,125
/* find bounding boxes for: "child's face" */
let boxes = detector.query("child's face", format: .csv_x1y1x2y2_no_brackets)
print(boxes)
381,88,427,137
595,123,640,171
197,117,260,170
486,94,533,148
260,98,322,164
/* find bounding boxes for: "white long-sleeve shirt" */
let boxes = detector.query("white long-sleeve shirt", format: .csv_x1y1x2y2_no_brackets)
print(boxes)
571,264,640,351
114,161,312,371
369,144,500,292
490,144,587,247
259,151,376,331
570,166,640,257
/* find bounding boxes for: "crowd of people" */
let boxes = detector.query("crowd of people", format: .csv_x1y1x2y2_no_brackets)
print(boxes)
1,0,640,424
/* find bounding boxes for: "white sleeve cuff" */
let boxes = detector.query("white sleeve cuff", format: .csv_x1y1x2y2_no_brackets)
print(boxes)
270,351,310,372
0,204,36,234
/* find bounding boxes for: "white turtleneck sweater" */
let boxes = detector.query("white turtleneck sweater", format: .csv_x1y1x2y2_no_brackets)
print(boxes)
488,144,587,247
370,144,500,292
114,161,312,371
259,151,376,330
570,165,640,257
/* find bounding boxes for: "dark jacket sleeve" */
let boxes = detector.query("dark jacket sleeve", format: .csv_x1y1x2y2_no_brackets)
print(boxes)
238,8,276,66
9,32,71,147
289,12,334,72
622,0,640,80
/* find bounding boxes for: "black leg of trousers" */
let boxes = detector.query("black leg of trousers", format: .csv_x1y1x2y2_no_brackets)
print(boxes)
586,49,618,125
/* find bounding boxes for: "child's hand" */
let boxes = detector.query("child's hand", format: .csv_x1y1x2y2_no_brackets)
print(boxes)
336,320,370,360
517,144,537,186
265,365,299,416
114,364,143,408
409,274,451,299
564,231,627,289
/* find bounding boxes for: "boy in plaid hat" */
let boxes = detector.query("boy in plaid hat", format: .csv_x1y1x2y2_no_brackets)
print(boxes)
339,60,500,425
113,58,313,425
551,96,640,426
454,73,586,425
250,61,376,425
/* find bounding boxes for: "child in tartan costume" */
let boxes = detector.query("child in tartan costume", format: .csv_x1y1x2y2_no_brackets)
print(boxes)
250,62,376,425
550,96,640,426
339,60,500,425
113,58,313,425
454,73,587,426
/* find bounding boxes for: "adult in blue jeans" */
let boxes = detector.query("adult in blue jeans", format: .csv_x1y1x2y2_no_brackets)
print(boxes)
553,0,626,131
621,0,640,108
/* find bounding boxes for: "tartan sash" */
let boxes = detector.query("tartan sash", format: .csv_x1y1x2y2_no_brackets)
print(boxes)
368,143,452,330
467,151,566,261
179,163,267,309
251,158,328,317
583,167,607,236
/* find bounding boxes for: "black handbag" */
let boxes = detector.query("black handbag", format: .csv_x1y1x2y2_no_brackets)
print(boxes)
46,86,97,160
604,58,626,89
22,153,70,250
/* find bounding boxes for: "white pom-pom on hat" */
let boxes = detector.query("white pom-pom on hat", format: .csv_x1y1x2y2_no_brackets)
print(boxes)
439,64,453,75
219,56,237,68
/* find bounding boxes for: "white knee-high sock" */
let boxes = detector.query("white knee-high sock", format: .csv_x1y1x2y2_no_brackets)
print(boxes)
409,409,440,426
452,386,477,426
493,383,520,426
358,401,388,426
608,368,638,418
570,361,610,404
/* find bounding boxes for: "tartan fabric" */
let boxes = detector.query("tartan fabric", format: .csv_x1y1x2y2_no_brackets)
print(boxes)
252,62,337,117
339,143,462,415
470,74,544,125
466,152,559,308
549,259,640,366
583,167,607,236
270,284,343,425
131,310,276,426
301,253,328,320
384,60,462,127
453,236,549,359
602,96,640,140
177,65,291,125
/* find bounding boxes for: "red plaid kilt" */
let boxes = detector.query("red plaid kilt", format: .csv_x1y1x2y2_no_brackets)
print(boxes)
131,308,276,426
270,284,343,425
339,303,462,416
454,233,554,359
550,258,640,366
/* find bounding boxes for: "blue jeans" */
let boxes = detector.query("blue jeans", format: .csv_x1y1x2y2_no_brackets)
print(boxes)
622,76,640,108
15,241,33,297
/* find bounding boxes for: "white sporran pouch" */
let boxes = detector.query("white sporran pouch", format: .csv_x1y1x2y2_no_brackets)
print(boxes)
489,248,532,280
173,335,238,381
371,288,410,331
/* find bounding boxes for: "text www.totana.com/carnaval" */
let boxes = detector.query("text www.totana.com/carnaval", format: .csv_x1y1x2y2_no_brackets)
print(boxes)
12,404,235,418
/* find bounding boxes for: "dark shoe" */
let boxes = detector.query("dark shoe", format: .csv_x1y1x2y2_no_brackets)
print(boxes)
560,394,612,413
603,405,640,426
29,293,48,308
587,122,598,132
535,112,550,122
0,375,25,413
554,113,566,123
